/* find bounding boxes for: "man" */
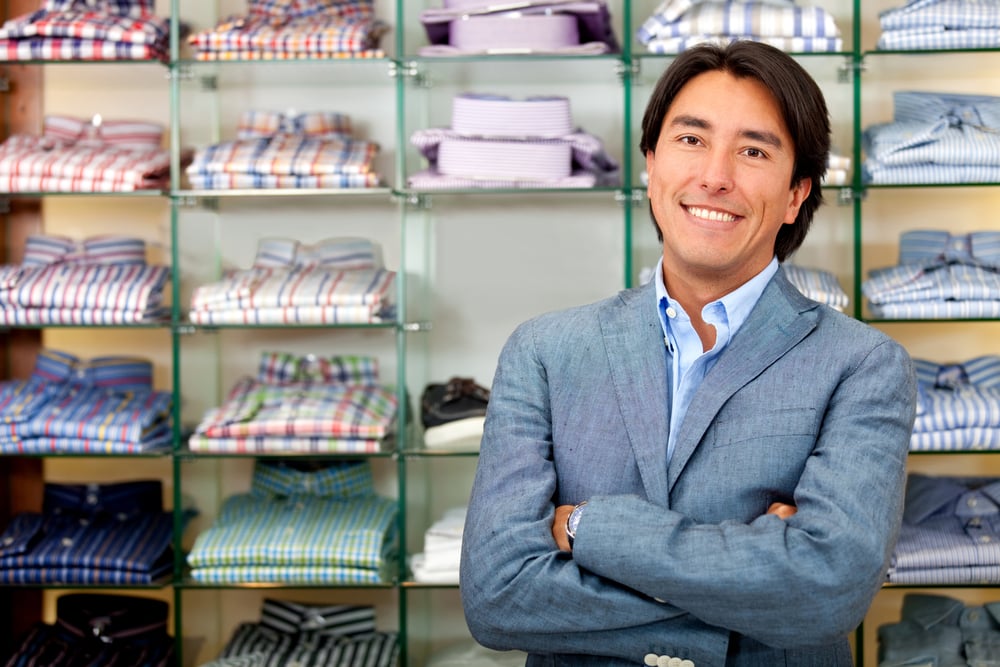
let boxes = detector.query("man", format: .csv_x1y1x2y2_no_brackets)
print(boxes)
460,41,917,666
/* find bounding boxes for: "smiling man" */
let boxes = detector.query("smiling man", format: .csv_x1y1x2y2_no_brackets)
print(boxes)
460,42,918,666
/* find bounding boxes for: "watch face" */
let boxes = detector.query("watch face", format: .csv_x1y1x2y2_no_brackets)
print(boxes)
568,504,585,535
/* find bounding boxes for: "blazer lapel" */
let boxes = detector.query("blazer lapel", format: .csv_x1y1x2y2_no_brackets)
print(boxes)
666,270,820,492
599,282,671,504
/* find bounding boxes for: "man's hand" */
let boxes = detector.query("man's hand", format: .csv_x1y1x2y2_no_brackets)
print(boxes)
551,501,797,553
766,502,797,519
552,504,574,552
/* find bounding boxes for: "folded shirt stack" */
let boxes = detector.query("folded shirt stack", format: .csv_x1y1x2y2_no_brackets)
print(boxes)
5,593,175,666
0,480,181,584
189,236,395,325
199,599,398,667
0,234,170,326
187,459,398,585
411,506,466,584
878,593,1000,667
863,91,1000,185
186,109,382,191
0,0,169,61
418,0,619,56
910,355,1000,451
0,348,173,454
0,115,182,193
862,230,1000,319
188,351,398,454
877,0,1000,50
636,0,844,54
889,474,1000,584
409,93,619,189
188,0,389,61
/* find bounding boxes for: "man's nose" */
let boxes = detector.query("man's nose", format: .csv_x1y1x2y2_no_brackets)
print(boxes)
700,149,735,193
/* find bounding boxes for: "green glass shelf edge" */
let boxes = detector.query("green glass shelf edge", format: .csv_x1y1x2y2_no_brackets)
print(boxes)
907,449,1000,455
175,580,398,590
864,47,1000,56
0,190,167,198
400,581,459,589
0,579,172,589
865,318,1000,324
863,182,1000,189
0,321,398,331
401,448,479,458
0,450,172,458
175,187,394,199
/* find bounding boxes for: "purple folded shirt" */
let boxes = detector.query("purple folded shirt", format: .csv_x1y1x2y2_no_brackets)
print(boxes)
419,0,619,55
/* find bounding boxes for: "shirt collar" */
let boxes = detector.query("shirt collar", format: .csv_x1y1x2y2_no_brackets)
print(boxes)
653,255,778,340
259,599,376,635
237,110,353,139
903,474,1000,524
42,115,163,148
253,237,379,270
54,593,169,643
913,355,1000,389
43,480,163,520
898,230,1000,270
250,459,375,499
256,351,379,385
31,349,154,391
22,234,148,267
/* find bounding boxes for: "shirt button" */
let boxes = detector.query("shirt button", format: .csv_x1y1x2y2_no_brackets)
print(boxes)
680,661,695,667
653,597,666,603
644,654,659,666
1,536,14,546
980,535,992,543
970,517,982,526
665,307,677,318
967,497,978,507
61,537,74,547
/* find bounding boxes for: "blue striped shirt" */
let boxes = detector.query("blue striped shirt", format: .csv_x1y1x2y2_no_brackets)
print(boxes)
878,0,1000,49
910,356,1000,451
889,474,1000,584
0,481,178,585
863,230,1000,319
0,348,172,453
863,91,1000,185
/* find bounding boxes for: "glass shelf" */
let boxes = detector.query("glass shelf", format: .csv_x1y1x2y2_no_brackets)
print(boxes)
175,187,395,199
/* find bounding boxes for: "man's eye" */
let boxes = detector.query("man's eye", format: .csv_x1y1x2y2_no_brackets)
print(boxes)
745,148,764,158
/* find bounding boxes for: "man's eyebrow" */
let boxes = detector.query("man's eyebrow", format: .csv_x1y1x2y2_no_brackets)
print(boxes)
668,114,785,149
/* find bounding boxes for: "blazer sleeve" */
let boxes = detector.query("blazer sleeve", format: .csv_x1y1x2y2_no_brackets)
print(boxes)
459,317,718,659
572,329,917,648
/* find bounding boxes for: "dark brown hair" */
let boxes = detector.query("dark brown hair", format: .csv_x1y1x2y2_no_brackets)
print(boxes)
639,41,831,262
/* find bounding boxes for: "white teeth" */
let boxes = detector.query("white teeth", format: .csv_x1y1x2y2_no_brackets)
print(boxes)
687,206,736,222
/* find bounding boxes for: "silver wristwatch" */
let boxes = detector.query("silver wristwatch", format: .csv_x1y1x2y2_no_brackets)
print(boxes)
566,501,588,548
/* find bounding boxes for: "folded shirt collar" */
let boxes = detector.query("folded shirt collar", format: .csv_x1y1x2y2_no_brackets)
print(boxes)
22,234,147,267
253,237,379,270
31,348,154,391
54,593,169,643
898,230,1000,269
256,351,380,385
43,480,164,519
250,459,375,499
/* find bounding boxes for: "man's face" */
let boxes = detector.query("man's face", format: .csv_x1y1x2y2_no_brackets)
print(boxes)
646,70,810,295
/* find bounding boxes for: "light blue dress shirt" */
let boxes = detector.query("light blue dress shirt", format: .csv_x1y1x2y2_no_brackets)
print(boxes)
654,256,778,463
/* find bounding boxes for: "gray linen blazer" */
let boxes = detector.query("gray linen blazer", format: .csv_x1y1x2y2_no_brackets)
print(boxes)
460,267,917,667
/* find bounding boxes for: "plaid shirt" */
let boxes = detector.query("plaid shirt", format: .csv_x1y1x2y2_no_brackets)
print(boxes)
0,481,176,584
0,234,170,324
190,352,396,454
187,460,398,585
189,0,387,58
0,348,172,453
0,0,168,61
0,115,174,192
186,110,382,190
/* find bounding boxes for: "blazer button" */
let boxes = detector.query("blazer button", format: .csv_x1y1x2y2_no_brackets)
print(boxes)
644,655,659,666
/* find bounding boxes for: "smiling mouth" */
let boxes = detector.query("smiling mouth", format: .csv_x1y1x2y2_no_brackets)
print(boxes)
685,205,738,223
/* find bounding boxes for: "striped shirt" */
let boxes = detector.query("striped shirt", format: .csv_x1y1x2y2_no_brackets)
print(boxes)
203,630,399,667
186,460,398,585
863,90,1000,185
5,592,174,667
637,0,844,54
910,356,1000,451
863,230,1000,319
189,353,396,454
888,474,1000,584
0,234,169,324
0,348,172,453
0,481,176,585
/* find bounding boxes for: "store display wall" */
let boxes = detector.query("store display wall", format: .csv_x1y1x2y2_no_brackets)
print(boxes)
2,0,999,664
